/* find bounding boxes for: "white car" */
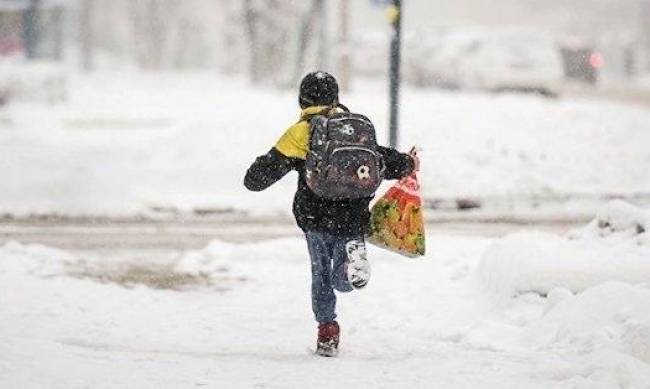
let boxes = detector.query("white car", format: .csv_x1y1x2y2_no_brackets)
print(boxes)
409,29,565,96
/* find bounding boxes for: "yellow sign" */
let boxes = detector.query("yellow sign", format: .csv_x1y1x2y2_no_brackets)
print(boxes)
385,4,400,24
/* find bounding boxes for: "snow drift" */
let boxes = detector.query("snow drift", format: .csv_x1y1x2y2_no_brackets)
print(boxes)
474,203,650,388
478,200,650,296
519,282,650,389
528,282,650,362
0,240,75,277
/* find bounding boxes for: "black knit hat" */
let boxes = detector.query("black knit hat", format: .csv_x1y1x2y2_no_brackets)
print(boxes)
299,71,339,109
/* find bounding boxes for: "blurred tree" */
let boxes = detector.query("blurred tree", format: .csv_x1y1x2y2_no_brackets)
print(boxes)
79,0,95,71
243,0,300,85
50,5,64,61
642,0,650,72
243,0,261,82
67,0,299,76
23,0,40,60
294,0,331,85
293,0,318,84
316,0,328,70
338,0,351,91
130,0,178,70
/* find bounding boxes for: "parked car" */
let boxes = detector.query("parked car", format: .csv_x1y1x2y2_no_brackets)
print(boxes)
408,29,565,97
406,30,474,89
560,46,601,85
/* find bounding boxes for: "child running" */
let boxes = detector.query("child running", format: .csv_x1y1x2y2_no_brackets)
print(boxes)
244,71,418,356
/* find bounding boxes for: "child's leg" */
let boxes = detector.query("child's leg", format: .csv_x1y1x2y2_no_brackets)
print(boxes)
332,236,369,291
305,231,337,324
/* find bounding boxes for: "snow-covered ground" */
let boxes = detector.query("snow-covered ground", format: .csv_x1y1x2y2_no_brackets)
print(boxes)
479,200,650,296
1,71,649,217
2,201,650,388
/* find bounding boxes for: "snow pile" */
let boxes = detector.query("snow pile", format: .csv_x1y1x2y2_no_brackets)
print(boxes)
474,205,650,387
576,199,650,244
478,200,650,296
529,282,650,360
174,238,307,277
0,241,76,277
524,282,650,388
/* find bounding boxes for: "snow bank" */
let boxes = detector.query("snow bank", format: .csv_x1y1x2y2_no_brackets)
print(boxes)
576,199,650,243
174,238,307,277
478,200,650,296
475,206,650,388
0,241,75,277
523,282,650,388
529,282,650,359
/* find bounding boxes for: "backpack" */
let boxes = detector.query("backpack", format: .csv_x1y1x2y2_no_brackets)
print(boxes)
305,108,385,200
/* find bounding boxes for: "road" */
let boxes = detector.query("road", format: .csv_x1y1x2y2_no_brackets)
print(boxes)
0,216,583,250
561,83,650,109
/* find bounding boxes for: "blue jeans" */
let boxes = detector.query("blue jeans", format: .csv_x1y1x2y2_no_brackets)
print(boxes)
305,231,362,324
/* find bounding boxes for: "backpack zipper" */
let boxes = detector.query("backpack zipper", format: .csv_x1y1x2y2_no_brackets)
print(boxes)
331,146,377,156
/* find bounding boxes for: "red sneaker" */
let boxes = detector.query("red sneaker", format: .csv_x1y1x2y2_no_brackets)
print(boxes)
316,321,340,357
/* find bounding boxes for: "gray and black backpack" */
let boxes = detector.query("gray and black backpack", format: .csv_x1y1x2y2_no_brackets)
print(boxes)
305,108,385,200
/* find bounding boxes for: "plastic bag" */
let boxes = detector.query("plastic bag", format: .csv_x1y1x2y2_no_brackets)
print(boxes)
367,173,425,257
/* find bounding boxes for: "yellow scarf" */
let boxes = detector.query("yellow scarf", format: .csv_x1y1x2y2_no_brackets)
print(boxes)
275,106,338,160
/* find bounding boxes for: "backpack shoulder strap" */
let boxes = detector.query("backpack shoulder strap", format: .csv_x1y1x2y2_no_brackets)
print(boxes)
337,103,351,113
308,114,330,148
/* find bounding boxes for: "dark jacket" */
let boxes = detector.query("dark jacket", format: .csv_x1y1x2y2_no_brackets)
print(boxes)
244,107,415,236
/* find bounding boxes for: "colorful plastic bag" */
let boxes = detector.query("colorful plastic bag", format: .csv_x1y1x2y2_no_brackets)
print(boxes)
368,173,425,257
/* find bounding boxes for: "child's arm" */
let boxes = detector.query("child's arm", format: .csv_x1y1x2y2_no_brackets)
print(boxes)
377,146,417,180
244,148,298,192
245,120,310,192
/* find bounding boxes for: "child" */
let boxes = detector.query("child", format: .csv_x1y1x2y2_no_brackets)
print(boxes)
244,71,418,356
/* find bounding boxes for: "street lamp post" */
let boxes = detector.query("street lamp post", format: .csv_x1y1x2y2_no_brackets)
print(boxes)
388,0,402,148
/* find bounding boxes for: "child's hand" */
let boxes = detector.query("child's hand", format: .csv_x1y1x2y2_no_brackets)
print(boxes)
409,147,420,172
